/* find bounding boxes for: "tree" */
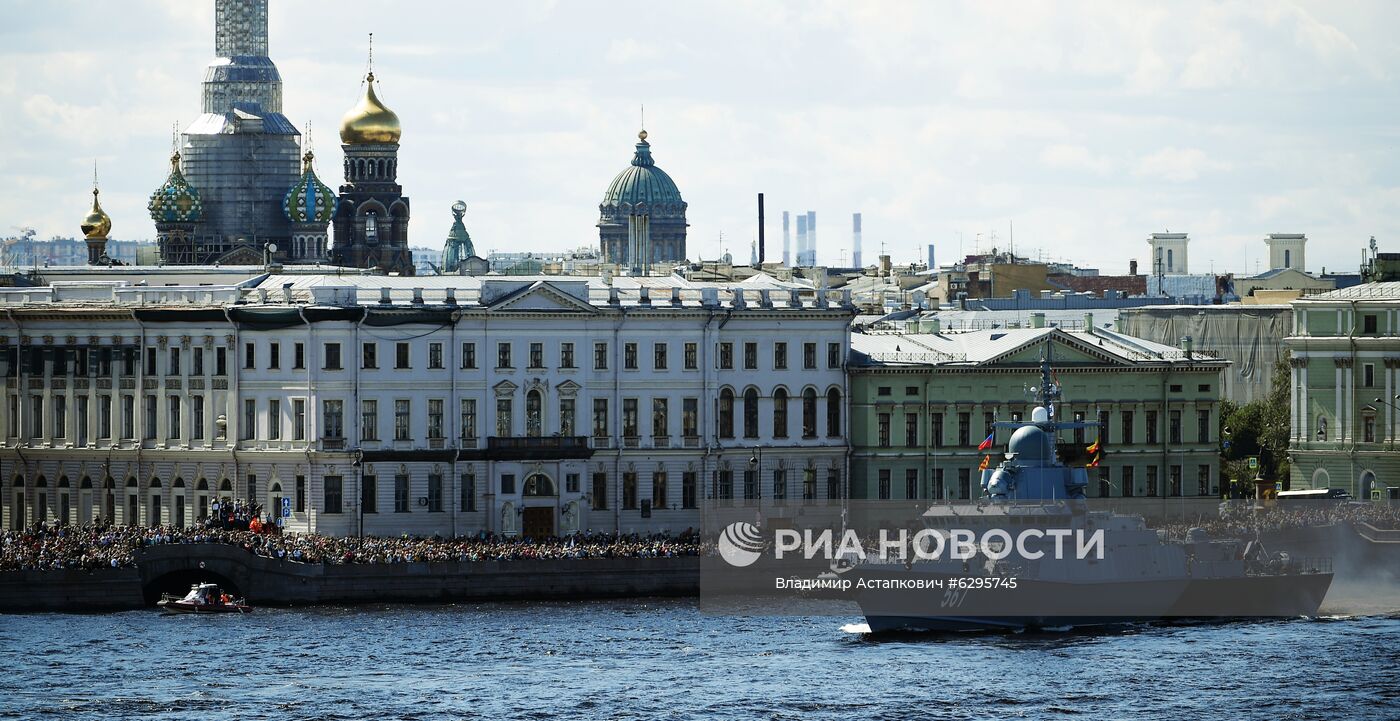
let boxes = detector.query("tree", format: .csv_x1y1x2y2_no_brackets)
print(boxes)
1220,355,1292,490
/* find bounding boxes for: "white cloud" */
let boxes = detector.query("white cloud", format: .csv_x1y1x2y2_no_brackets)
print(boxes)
1134,147,1231,183
1039,144,1115,175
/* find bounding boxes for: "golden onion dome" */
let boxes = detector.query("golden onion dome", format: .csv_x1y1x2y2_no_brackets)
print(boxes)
339,72,401,145
80,187,111,240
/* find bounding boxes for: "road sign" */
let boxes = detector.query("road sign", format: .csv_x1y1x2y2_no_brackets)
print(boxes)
282,497,291,517
1247,456,1259,470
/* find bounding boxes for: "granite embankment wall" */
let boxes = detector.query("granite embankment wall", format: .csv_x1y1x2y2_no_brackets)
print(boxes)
0,544,701,612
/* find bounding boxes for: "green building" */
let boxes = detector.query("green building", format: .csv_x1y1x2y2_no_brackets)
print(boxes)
1285,281,1400,499
848,321,1227,501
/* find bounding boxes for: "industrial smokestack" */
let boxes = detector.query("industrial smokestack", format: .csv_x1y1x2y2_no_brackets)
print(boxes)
806,211,816,266
757,193,765,266
927,243,936,269
782,211,791,266
852,212,863,268
1129,259,1139,275
796,214,808,268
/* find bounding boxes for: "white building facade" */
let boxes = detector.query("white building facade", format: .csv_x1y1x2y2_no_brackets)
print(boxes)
0,276,853,537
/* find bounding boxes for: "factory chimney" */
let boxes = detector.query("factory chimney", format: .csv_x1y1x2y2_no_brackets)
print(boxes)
757,193,765,266
796,214,808,268
852,212,863,268
806,211,816,266
782,211,791,266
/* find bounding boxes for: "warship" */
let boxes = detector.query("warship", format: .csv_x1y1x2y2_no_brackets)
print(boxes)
852,355,1333,633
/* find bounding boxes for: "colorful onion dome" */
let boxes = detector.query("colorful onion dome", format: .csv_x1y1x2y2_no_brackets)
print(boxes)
147,152,203,224
283,150,336,224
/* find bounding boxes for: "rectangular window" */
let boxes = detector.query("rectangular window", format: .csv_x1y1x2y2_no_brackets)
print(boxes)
878,413,891,448
651,472,667,509
560,342,575,369
293,399,306,441
566,473,580,494
773,342,787,370
652,398,668,439
1146,411,1158,444
1170,465,1183,496
427,474,443,512
121,395,134,440
1073,411,1086,444
743,470,757,501
461,473,476,512
429,342,443,369
53,395,67,439
1363,364,1374,388
803,468,817,501
427,399,444,439
500,474,516,495
622,398,639,439
624,342,638,370
462,342,477,369
323,342,342,371
361,475,377,514
828,342,841,369
144,347,157,377
1363,314,1378,334
497,342,512,369
803,342,816,370
718,342,733,370
1198,465,1211,496
957,468,970,500
743,342,757,370
592,398,608,437
166,396,179,440
268,343,279,370
268,399,281,440
654,343,668,370
682,471,698,509
396,342,411,369
168,347,181,376
496,398,513,436
98,395,112,440
1122,466,1135,497
957,412,970,446
362,342,378,369
293,342,305,370
772,469,787,503
192,348,204,376
684,342,698,370
460,399,477,441
242,400,256,439
1197,409,1210,443
529,342,544,369
323,476,343,514
1364,414,1376,443
361,400,378,441
560,398,576,436
1169,410,1182,444
1121,411,1134,445
394,474,410,513
930,412,944,447
295,475,305,513
395,400,411,440
905,468,919,500
27,395,42,438
1146,466,1159,497
143,395,156,440
214,348,227,377
905,413,919,447
594,342,608,370
683,397,698,438
592,472,608,510
243,342,255,370
323,399,344,439
191,396,204,441
622,473,638,509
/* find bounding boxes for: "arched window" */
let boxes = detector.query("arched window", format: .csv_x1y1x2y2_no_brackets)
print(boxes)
826,388,841,437
523,474,556,497
526,389,543,437
743,388,760,439
718,388,735,439
80,476,92,489
802,389,818,438
772,388,788,439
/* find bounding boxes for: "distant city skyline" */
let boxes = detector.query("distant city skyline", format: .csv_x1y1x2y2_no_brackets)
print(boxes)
3,0,1397,275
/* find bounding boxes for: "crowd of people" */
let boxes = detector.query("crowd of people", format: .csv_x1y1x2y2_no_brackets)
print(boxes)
1155,501,1400,541
0,512,702,572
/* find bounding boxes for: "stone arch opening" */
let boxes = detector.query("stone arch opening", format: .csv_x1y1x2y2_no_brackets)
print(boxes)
143,568,242,607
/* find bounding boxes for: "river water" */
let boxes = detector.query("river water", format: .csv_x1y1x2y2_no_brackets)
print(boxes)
1,600,1397,720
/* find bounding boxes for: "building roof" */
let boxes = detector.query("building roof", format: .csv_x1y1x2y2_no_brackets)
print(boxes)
850,326,1222,368
1304,281,1400,300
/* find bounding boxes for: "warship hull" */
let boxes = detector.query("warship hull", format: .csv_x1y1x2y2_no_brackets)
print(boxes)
855,567,1333,633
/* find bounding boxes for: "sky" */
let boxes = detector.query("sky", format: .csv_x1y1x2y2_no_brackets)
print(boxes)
2,0,1398,275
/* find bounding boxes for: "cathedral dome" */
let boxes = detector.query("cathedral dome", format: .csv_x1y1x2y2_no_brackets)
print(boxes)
283,150,336,223
147,152,203,224
81,187,112,239
600,130,685,212
339,73,401,145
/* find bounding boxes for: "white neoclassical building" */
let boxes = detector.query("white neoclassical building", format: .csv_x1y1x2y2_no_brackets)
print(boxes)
0,274,853,536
